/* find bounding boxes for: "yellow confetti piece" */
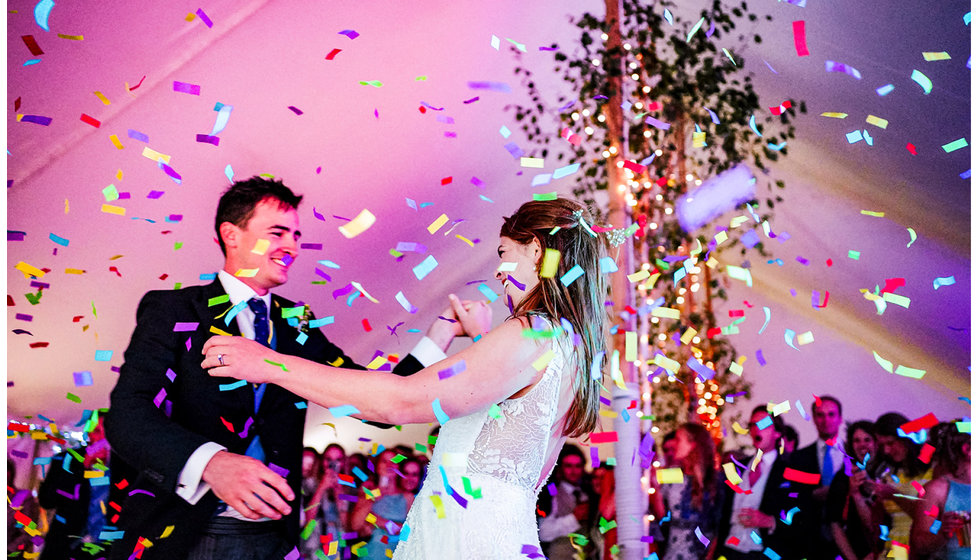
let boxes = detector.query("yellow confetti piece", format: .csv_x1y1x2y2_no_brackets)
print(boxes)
57,34,84,40
656,467,684,484
922,51,951,61
895,365,926,379
184,12,196,21
328,541,338,555
365,356,388,370
627,269,651,283
860,210,885,217
430,495,446,519
350,281,380,303
750,448,764,472
714,231,728,245
209,326,233,337
866,115,888,129
706,256,719,269
729,215,750,228
731,421,749,434
365,512,377,523
652,353,680,374
650,307,681,320
625,331,637,362
679,327,697,345
692,131,706,147
532,349,556,371
101,204,126,216
643,272,660,290
116,169,123,180
599,410,619,418
427,213,449,234
94,91,111,105
251,239,270,255
882,292,910,308
771,400,791,416
65,268,86,274
540,248,561,278
65,199,70,213
455,234,475,247
728,360,744,376
723,462,743,485
338,209,376,239
726,265,753,287
820,112,848,118
15,261,46,279
234,268,259,278
159,525,175,539
83,470,105,478
109,134,124,149
519,157,545,168
796,331,814,345
141,147,171,164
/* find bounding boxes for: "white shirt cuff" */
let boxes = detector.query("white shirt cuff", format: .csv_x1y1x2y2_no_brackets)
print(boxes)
409,336,447,367
176,442,226,504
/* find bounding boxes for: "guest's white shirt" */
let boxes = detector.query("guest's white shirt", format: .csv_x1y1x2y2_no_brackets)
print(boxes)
728,449,778,552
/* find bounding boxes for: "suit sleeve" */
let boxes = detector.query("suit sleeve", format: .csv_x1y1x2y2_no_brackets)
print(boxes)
105,291,212,493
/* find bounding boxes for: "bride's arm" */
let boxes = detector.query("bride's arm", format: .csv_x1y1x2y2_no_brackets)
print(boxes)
202,318,548,425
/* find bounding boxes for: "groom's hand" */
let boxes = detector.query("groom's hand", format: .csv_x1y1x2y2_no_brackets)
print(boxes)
202,451,294,520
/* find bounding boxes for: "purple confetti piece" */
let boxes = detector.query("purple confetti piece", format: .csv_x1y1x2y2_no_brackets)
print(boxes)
462,96,480,104
506,275,526,291
283,547,301,560
73,371,93,386
57,486,80,500
166,368,177,382
158,161,182,183
281,254,294,266
127,129,149,142
539,46,558,51
20,115,52,126
195,8,213,27
438,361,466,380
547,483,557,497
195,134,220,146
239,417,254,438
825,60,862,79
796,256,809,266
645,116,671,130
8,231,27,241
30,280,50,289
173,322,198,332
185,337,192,351
300,243,322,250
268,463,289,478
420,101,445,111
789,289,797,297
287,106,303,115
12,329,32,335
590,446,600,469
695,526,710,546
593,95,609,100
147,190,165,199
333,215,351,221
764,60,779,74
338,29,360,39
332,283,354,299
312,207,326,221
437,315,458,324
436,115,456,124
172,81,201,95
153,387,166,408
444,131,457,138
503,142,524,158
466,81,512,93
756,349,766,366
314,268,332,282
706,19,716,37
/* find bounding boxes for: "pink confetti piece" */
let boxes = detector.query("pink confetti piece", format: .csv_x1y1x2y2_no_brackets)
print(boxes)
173,81,201,95
325,48,342,60
792,21,809,56
80,113,101,128
173,322,199,332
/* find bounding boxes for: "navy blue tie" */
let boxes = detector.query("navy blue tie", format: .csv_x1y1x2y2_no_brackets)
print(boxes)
244,298,270,463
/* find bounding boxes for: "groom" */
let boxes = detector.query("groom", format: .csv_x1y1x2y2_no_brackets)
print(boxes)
105,176,488,559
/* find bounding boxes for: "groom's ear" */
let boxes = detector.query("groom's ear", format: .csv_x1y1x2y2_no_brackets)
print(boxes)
219,221,239,250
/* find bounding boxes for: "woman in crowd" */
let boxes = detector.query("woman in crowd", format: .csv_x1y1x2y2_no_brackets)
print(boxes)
650,422,722,560
910,421,970,560
299,447,324,559
827,421,882,560
869,413,933,560
350,450,416,559
201,197,611,558
313,444,350,546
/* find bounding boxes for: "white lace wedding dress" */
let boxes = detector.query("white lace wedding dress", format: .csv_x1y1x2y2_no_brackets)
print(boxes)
393,332,577,559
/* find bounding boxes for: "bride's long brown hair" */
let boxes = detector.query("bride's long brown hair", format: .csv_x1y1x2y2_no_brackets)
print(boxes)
500,198,610,438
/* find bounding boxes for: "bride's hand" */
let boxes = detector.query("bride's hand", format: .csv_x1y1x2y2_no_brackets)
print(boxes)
201,335,283,384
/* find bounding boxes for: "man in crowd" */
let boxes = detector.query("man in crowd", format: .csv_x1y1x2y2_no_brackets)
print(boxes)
538,444,600,559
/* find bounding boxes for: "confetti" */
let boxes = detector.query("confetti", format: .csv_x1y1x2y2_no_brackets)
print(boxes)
933,276,955,290
173,81,201,95
922,51,951,61
826,60,862,79
325,48,342,60
866,115,888,129
910,70,932,93
413,255,438,280
195,8,213,28
941,138,968,152
877,84,895,96
792,21,809,56
338,209,376,238
34,0,55,31
338,29,360,39
559,264,585,286
431,398,450,424
328,405,360,418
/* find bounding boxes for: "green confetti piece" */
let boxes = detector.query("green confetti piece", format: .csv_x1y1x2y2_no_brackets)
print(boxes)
415,443,428,453
391,453,406,464
722,47,738,66
488,403,502,419
532,191,558,201
922,51,951,61
66,392,82,403
906,228,917,248
301,519,317,540
390,249,404,258
686,16,705,42
208,294,230,307
941,138,968,152
359,80,383,87
461,476,482,499
894,365,925,379
598,516,617,534
102,184,119,202
505,38,527,52
281,306,305,319
264,359,289,372
955,421,970,433
25,291,42,305
174,242,183,250
848,250,861,260
872,350,894,373
415,76,427,81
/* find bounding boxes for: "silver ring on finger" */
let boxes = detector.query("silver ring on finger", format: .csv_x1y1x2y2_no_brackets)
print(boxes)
218,354,225,366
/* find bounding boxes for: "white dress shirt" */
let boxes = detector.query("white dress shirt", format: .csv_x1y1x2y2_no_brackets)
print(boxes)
728,449,778,552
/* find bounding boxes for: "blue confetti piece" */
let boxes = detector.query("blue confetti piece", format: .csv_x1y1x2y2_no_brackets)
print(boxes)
960,169,971,179
560,264,585,286
127,129,149,143
296,331,308,345
413,255,438,280
763,548,781,560
876,84,895,96
24,59,42,66
218,379,247,391
755,416,773,430
552,163,581,179
784,328,800,350
94,350,113,362
224,300,249,326
328,404,360,418
73,371,92,386
663,7,673,25
749,114,763,137
929,519,942,534
294,401,307,409
49,233,69,246
477,283,498,302
432,398,450,424
34,0,55,31
309,316,334,328
599,256,618,273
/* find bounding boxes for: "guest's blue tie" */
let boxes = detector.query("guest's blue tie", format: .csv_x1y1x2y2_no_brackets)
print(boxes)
244,297,271,463
821,443,834,486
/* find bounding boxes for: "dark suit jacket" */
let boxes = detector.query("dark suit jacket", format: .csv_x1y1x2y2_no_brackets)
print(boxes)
37,449,107,560
792,443,820,477
105,281,422,559
717,454,812,560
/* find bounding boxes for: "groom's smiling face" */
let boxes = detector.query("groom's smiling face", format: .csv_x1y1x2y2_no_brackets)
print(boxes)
223,198,301,295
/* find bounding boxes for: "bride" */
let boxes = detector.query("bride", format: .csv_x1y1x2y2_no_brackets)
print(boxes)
201,197,611,558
